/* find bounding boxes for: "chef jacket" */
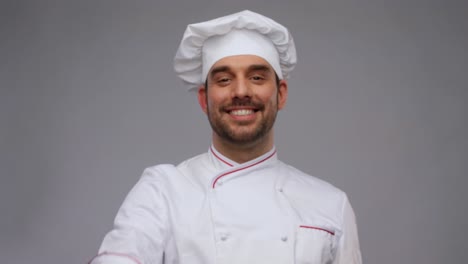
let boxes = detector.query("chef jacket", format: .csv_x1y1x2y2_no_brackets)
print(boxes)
90,146,362,264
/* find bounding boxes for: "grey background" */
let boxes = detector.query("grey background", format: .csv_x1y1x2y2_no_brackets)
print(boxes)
1,0,467,263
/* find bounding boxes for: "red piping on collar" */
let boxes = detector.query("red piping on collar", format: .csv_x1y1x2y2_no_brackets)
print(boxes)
210,147,234,167
212,150,277,188
88,251,142,264
299,225,335,236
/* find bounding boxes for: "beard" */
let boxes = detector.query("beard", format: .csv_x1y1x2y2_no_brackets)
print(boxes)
206,96,278,145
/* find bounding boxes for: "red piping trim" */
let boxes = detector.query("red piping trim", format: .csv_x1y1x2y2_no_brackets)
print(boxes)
88,251,142,264
212,150,277,188
210,147,234,167
300,225,335,236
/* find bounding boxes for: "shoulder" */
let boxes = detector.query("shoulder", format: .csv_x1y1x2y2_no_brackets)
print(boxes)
279,162,345,197
137,152,211,192
140,152,208,182
122,164,179,198
175,152,209,172
175,152,215,181
277,162,348,226
140,164,178,182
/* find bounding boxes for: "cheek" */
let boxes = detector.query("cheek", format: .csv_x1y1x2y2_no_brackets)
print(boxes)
261,92,279,106
255,86,278,102
205,97,223,114
207,91,228,108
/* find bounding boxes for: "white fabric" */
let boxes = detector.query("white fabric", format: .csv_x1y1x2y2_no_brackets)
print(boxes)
92,147,362,264
202,29,282,81
174,10,297,91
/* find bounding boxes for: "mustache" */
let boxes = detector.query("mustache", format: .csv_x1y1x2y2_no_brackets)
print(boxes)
222,97,265,110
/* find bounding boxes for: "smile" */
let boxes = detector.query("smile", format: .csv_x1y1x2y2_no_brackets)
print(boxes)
230,109,255,116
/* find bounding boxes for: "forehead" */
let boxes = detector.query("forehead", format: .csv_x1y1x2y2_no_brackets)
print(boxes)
208,55,275,75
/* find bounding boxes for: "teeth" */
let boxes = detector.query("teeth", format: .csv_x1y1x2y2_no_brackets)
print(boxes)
231,109,254,116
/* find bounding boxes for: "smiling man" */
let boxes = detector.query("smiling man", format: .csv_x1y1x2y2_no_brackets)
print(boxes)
91,10,362,264
199,55,287,163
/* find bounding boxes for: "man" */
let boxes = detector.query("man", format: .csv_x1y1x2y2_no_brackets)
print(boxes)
90,10,362,264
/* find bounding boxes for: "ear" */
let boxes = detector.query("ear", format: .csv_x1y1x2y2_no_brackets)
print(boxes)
277,80,288,110
197,85,208,114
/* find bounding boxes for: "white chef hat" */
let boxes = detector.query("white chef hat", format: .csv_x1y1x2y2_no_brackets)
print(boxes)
174,10,297,91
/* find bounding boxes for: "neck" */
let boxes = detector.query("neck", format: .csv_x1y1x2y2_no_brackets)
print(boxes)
212,132,274,164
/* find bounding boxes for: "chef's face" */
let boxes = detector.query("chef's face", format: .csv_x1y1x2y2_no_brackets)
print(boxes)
198,55,288,147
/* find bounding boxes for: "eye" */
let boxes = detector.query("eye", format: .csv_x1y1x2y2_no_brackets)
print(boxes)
251,75,265,82
215,77,232,86
217,77,231,83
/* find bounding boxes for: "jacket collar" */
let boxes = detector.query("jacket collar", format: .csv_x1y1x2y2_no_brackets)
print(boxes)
209,145,278,169
208,145,278,188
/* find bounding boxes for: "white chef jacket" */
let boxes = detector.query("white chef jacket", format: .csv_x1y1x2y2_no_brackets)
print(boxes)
90,146,362,264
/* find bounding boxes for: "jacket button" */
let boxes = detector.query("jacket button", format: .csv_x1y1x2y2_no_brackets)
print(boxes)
220,233,229,241
281,236,288,242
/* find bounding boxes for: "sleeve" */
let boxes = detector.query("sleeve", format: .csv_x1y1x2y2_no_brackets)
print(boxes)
89,166,171,264
333,194,362,264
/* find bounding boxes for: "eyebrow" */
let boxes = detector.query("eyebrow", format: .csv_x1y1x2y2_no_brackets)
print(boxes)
209,64,273,79
247,64,272,73
209,66,230,79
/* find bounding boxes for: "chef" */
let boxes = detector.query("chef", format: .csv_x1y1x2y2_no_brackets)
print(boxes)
90,10,362,264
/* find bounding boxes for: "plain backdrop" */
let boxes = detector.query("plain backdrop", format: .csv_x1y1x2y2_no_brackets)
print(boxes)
1,0,467,263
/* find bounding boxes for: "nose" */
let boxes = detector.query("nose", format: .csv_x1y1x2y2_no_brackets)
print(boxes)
232,78,252,98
